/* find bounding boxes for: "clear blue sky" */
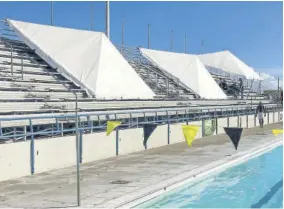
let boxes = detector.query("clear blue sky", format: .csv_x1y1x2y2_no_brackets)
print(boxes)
0,1,282,76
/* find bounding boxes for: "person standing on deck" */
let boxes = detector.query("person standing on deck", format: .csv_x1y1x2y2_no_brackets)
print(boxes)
255,102,266,128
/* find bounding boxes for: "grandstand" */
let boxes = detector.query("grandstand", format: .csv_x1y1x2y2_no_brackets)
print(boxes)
0,18,280,144
120,46,267,101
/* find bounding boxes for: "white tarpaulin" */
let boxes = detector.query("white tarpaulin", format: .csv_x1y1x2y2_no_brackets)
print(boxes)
197,51,262,80
140,48,227,99
7,19,155,99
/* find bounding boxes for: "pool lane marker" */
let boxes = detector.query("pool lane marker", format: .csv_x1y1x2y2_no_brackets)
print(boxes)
107,139,282,208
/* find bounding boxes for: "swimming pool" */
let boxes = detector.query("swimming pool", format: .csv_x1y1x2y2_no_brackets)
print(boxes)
139,145,283,208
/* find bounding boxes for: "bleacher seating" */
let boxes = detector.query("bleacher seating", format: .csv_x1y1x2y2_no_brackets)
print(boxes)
117,46,198,99
0,20,273,118
208,69,267,100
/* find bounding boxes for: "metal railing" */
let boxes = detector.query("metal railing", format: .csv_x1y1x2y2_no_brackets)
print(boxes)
0,103,281,143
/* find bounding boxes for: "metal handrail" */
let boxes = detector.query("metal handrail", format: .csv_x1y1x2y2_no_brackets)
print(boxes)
0,103,279,122
0,104,280,142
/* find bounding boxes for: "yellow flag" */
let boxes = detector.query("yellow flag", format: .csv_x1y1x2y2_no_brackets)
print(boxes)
182,125,199,147
106,121,121,136
272,129,283,136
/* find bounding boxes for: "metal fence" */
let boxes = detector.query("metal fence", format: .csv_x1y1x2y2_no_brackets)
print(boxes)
0,103,281,143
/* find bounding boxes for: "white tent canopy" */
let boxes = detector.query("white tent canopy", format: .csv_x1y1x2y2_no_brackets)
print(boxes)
197,51,262,80
260,72,282,90
140,48,227,99
7,19,155,99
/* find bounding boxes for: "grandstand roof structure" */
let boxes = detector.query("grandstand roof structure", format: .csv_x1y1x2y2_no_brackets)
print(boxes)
140,48,227,99
197,50,262,80
7,19,155,100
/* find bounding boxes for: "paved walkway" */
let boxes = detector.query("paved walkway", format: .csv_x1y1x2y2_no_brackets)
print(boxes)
0,123,282,208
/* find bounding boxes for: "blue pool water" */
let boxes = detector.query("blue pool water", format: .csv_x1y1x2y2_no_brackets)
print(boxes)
139,145,283,208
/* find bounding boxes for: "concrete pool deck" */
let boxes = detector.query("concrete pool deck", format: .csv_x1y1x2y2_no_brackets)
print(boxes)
0,122,282,208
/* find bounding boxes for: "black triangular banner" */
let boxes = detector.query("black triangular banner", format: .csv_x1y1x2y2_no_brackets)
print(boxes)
143,124,158,149
224,127,243,150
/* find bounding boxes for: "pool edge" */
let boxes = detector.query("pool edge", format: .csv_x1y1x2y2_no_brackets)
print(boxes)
103,139,282,208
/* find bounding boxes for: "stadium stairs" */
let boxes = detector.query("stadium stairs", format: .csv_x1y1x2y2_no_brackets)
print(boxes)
207,66,267,100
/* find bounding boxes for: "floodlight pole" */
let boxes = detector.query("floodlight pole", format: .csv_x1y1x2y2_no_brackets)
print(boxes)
184,34,187,53
121,15,124,52
90,2,94,30
170,30,173,51
147,24,150,49
75,93,81,206
106,1,110,38
277,77,280,101
50,1,54,26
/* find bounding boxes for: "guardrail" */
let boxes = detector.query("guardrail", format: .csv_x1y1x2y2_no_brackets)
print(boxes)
0,103,281,143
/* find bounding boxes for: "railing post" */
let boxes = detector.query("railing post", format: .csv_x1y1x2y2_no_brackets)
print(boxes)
79,130,83,163
215,118,218,134
129,113,132,128
202,120,205,137
23,126,27,141
273,109,275,123
29,119,35,175
61,122,64,137
227,116,230,127
116,128,119,156
87,116,92,133
0,122,2,138
56,118,60,134
167,111,170,144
